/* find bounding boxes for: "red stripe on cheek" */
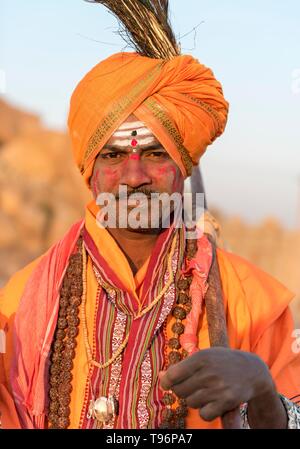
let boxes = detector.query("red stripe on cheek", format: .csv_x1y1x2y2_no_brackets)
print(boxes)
170,167,183,191
155,165,176,181
156,166,169,176
92,170,100,195
93,167,119,195
103,167,118,177
152,165,183,191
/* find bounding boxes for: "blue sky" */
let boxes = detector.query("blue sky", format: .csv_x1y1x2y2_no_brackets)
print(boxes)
1,0,300,228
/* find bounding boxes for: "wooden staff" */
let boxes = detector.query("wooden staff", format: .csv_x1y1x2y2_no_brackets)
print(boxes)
190,165,241,428
204,236,242,429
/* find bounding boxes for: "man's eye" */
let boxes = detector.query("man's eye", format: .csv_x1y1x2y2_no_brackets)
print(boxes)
145,151,167,158
101,152,123,159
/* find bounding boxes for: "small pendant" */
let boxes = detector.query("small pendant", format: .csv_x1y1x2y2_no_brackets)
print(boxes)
87,395,118,424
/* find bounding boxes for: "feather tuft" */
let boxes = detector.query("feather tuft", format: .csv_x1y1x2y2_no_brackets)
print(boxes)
85,0,180,59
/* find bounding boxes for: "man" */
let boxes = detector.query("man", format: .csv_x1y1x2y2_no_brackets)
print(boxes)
1,6,300,429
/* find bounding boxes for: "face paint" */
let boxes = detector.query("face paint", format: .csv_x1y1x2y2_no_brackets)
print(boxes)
130,129,139,155
131,131,138,148
92,169,101,197
170,166,183,191
102,167,119,178
92,114,184,203
129,154,141,160
109,117,155,148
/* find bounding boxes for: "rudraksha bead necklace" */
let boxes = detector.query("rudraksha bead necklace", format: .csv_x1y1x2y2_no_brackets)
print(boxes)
48,235,84,429
48,232,198,429
159,236,198,429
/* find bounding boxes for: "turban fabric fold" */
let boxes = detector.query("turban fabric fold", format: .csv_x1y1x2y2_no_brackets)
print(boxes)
68,52,229,185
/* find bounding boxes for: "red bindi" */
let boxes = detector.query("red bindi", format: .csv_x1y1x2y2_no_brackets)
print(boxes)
129,154,140,160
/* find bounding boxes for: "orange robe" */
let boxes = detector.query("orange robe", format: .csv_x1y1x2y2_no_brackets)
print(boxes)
1,202,299,428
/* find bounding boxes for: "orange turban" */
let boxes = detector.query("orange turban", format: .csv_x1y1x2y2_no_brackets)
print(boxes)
68,52,229,185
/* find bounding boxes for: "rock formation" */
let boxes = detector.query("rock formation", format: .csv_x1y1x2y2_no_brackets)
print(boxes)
0,99,91,285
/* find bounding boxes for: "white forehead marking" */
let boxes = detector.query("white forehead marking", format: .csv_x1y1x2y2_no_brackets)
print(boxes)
113,128,153,138
111,136,158,147
110,119,158,148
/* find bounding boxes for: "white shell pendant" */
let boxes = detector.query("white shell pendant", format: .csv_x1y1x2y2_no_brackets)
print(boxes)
87,396,116,424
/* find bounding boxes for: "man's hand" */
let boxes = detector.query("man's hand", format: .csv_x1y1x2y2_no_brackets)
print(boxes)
160,347,287,428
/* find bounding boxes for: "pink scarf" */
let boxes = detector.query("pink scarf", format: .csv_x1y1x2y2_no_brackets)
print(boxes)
11,220,84,428
180,233,213,354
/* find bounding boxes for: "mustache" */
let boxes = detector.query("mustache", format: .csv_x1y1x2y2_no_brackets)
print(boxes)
115,187,159,200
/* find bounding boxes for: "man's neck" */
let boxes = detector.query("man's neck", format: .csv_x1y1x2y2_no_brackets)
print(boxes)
107,228,161,276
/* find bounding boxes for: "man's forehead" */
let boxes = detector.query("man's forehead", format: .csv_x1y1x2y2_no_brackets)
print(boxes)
103,142,164,151
114,114,151,135
103,114,163,149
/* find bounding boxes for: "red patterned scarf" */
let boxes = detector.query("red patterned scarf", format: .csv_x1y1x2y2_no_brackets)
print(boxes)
80,225,185,428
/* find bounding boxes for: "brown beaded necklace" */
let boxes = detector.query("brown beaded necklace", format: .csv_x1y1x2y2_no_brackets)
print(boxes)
159,236,197,429
48,233,198,429
48,235,84,429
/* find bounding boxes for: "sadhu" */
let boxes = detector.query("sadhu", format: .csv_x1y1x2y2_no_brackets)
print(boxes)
1,0,299,429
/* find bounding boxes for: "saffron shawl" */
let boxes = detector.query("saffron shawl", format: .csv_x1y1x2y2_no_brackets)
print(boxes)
10,220,84,428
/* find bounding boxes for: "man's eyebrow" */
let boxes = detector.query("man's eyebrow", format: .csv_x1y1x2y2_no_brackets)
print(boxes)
102,143,165,151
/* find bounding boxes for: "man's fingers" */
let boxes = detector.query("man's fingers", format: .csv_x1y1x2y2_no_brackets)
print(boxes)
158,371,167,391
159,350,207,390
168,372,210,399
160,370,230,423
159,369,174,391
185,388,211,409
198,401,221,422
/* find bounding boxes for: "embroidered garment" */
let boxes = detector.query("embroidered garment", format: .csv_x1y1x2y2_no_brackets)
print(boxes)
1,201,300,428
240,395,300,429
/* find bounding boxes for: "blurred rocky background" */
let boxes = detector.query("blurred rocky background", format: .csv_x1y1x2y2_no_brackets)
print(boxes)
0,99,91,285
0,99,299,325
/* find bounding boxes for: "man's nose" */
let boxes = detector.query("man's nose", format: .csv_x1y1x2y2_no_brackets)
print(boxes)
120,157,152,188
